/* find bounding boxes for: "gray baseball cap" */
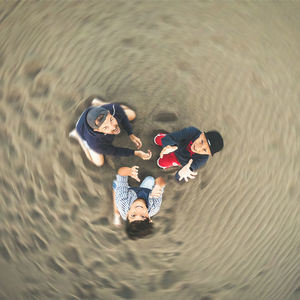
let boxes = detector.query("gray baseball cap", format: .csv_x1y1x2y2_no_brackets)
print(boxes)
86,106,109,129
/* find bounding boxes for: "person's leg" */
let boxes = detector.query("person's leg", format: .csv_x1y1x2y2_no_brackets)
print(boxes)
69,129,104,167
91,98,136,121
112,180,121,226
140,176,155,190
91,98,108,107
88,148,104,167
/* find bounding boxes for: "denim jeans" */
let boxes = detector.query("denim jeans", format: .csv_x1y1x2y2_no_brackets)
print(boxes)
113,176,155,190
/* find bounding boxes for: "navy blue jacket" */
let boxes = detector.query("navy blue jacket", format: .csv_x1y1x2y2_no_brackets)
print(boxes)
161,127,209,171
76,103,135,156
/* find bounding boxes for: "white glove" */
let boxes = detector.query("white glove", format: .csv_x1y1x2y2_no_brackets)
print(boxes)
177,159,197,182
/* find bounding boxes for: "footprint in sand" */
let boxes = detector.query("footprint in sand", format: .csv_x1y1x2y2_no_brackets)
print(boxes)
31,232,48,250
152,111,178,123
6,89,24,112
115,283,136,299
0,108,5,122
19,121,42,148
97,277,115,289
160,270,180,289
120,37,136,47
23,60,43,80
29,208,44,221
27,103,40,119
58,151,76,176
102,231,121,246
91,217,109,226
62,245,82,264
30,77,50,98
57,226,72,242
0,243,11,261
47,257,65,274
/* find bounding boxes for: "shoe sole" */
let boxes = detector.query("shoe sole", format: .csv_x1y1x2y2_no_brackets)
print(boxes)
154,133,165,145
157,158,166,169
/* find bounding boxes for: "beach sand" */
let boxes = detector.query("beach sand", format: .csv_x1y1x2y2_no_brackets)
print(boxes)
0,1,300,299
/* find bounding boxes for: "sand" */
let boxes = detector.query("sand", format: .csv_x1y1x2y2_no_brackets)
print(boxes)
0,1,300,300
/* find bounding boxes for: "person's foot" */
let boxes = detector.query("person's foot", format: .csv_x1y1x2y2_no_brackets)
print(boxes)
69,129,78,140
157,158,166,169
113,214,122,227
154,133,166,146
91,97,108,106
157,156,181,169
69,129,94,162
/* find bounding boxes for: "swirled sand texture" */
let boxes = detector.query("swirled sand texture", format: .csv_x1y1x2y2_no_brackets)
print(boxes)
0,2,299,300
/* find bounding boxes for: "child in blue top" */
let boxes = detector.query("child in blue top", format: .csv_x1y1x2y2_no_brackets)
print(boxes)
154,127,223,182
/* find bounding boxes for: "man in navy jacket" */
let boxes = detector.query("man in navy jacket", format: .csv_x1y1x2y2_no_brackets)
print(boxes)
154,127,223,182
69,97,152,166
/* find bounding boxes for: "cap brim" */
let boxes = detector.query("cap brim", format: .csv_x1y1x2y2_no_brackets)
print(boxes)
87,106,109,129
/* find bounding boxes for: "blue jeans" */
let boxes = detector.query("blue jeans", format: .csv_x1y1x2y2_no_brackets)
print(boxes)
113,176,155,190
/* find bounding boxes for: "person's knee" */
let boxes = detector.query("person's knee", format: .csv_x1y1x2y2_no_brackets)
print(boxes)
125,109,136,121
145,176,155,185
130,110,136,121
93,159,104,167
91,155,104,167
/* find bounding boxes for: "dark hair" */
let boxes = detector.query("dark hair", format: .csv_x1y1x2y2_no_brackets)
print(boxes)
95,114,106,127
125,218,153,240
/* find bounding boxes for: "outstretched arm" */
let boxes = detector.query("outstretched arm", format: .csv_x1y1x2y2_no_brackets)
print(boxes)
118,166,141,182
176,159,198,182
112,189,121,226
148,177,166,217
93,143,135,157
129,134,142,149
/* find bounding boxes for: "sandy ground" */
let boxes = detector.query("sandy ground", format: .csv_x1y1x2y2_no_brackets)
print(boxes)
0,1,300,300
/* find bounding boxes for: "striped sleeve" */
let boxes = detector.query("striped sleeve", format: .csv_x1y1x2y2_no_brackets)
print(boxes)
147,187,164,217
115,175,131,220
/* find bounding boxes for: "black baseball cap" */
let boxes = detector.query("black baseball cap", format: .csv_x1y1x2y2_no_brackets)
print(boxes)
204,131,224,156
86,106,109,129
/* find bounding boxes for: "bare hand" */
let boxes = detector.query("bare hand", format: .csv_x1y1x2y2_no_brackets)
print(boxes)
160,145,178,158
129,166,140,182
129,134,142,149
150,184,163,198
135,150,152,160
150,177,166,198
178,159,197,182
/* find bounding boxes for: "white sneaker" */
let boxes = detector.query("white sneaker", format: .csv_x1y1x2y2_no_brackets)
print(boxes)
154,133,166,145
157,158,166,169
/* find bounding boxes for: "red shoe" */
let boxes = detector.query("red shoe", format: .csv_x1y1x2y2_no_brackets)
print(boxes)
157,152,181,169
154,133,166,146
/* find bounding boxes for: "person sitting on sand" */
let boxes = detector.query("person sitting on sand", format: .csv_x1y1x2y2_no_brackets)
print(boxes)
69,97,152,166
112,165,166,240
154,127,223,182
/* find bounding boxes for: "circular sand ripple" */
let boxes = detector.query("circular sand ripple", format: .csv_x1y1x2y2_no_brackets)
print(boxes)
0,2,299,300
